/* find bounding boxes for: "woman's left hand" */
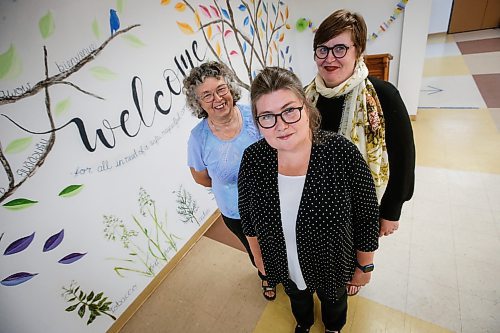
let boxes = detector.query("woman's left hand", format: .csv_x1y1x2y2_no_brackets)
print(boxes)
379,218,399,237
348,269,372,287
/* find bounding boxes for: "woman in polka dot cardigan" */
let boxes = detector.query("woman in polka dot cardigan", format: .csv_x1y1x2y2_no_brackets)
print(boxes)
238,67,379,333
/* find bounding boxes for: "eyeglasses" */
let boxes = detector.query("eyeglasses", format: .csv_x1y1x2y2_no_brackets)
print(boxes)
314,44,353,59
255,104,303,129
198,84,229,103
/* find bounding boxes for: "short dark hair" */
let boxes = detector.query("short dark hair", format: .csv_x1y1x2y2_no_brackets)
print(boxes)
250,67,321,133
182,61,241,118
314,9,367,59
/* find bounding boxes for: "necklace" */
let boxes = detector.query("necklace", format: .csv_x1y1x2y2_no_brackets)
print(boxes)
209,106,241,139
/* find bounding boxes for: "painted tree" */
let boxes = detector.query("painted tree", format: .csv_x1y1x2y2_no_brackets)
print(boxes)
163,0,293,90
0,10,140,204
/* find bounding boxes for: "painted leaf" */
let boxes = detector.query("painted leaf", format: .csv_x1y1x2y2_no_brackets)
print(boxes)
207,25,213,40
250,26,254,36
257,8,262,18
289,55,292,63
90,66,118,80
260,19,265,31
243,16,249,26
1,272,38,286
122,34,146,47
230,50,238,56
238,4,246,11
221,8,230,19
279,33,284,42
280,11,284,22
55,98,71,117
160,0,171,5
0,44,15,79
286,24,291,29
280,50,284,60
4,137,32,154
174,2,186,11
199,5,211,18
43,229,64,252
58,184,84,197
209,5,219,18
285,6,289,19
272,4,277,15
176,21,194,35
262,3,267,14
215,42,221,57
3,198,38,210
117,0,124,13
78,304,85,318
270,22,274,30
58,252,87,264
286,45,290,54
65,304,78,312
3,232,35,255
194,11,201,28
224,29,232,37
39,11,55,39
92,18,101,39
243,42,247,54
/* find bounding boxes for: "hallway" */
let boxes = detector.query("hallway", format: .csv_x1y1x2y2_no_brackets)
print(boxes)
117,29,500,333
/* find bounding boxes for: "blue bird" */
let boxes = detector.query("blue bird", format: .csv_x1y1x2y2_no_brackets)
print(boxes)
109,9,120,35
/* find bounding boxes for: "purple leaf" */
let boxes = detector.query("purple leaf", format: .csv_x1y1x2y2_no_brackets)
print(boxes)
43,229,64,252
1,272,38,286
58,252,86,264
3,232,35,255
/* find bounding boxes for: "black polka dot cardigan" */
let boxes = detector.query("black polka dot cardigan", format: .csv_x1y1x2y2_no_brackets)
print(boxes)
238,131,379,300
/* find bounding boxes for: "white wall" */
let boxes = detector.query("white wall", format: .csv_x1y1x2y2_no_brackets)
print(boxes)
428,0,453,34
398,0,433,116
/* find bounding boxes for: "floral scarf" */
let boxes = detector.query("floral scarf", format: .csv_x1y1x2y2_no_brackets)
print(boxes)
305,59,389,200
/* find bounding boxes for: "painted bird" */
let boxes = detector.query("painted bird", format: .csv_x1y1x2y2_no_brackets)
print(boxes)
109,9,120,35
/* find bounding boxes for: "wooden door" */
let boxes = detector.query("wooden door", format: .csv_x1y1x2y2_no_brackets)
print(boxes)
448,0,500,33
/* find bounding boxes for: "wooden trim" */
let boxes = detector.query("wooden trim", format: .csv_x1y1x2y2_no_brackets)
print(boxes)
364,53,393,81
410,115,417,121
106,209,221,333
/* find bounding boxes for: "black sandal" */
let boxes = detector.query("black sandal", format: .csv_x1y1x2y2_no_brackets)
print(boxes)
259,273,276,301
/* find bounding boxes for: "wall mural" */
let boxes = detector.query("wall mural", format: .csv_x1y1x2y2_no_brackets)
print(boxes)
0,0,292,331
0,1,406,331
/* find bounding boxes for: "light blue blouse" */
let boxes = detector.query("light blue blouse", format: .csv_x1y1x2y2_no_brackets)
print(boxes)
187,104,261,219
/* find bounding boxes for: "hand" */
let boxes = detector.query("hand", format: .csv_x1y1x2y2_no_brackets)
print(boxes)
348,268,372,287
379,218,399,237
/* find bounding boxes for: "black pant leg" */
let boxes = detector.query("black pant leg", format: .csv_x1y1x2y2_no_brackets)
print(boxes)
285,281,315,329
220,214,255,266
316,287,347,331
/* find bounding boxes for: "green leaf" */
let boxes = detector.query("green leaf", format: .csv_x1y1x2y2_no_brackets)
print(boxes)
78,304,86,318
55,98,71,117
78,290,84,300
65,304,78,312
3,198,38,210
0,44,22,80
58,184,84,197
93,292,103,302
4,137,32,154
39,11,55,39
92,18,101,39
87,312,97,325
117,0,124,13
89,66,118,81
86,291,94,301
122,34,146,48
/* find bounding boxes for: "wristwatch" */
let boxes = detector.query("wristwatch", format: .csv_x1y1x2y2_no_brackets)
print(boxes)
355,260,374,273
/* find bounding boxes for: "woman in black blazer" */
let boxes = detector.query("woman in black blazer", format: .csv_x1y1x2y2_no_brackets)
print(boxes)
238,67,379,333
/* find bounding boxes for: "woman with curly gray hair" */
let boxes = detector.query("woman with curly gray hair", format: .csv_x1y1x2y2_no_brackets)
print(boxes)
183,61,275,301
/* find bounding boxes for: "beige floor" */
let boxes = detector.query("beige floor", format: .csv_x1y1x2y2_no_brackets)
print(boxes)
117,30,500,333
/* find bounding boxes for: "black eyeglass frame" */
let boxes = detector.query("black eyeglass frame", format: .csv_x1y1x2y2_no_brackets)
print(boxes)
314,44,353,59
255,104,304,129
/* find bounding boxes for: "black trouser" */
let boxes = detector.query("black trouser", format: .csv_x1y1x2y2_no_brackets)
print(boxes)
220,214,255,267
285,280,347,331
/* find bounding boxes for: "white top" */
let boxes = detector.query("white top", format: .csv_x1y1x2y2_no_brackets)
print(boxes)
278,173,307,290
